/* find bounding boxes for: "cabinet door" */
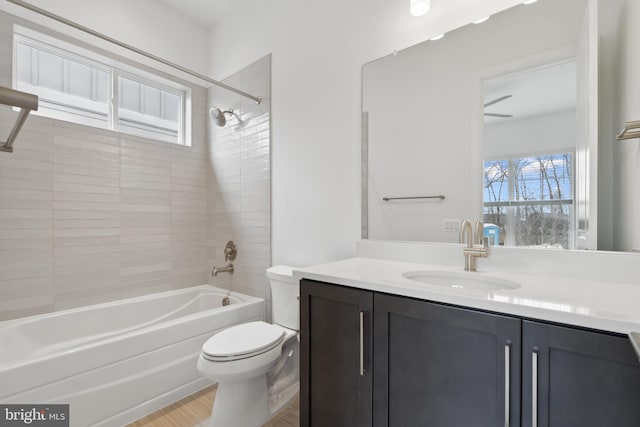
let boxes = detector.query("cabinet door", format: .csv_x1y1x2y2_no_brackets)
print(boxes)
300,280,373,427
374,294,521,427
522,320,640,427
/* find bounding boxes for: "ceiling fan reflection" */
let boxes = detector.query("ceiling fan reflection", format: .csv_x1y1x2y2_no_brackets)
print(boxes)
484,94,513,118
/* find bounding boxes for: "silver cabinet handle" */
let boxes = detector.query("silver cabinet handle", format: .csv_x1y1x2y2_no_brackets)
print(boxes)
532,349,538,427
504,343,511,427
629,332,640,363
359,311,365,376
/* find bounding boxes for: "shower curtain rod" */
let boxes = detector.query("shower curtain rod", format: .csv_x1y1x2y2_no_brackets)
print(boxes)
7,0,262,104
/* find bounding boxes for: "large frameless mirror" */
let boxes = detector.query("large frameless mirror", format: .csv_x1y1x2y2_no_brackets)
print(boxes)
362,0,614,251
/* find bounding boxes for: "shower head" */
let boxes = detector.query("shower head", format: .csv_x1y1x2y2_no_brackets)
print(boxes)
209,107,228,127
209,107,240,127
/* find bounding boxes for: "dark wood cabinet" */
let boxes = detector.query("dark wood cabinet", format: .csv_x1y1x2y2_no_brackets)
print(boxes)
300,280,640,427
522,320,640,427
300,279,373,427
373,294,521,427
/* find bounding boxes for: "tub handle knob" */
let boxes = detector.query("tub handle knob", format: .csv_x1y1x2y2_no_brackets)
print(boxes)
224,241,237,262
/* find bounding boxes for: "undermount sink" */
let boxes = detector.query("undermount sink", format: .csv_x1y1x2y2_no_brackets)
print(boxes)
402,271,521,292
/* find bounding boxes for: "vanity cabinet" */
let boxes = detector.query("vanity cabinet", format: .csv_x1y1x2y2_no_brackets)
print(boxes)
300,279,373,427
522,320,640,427
300,279,640,427
373,293,521,427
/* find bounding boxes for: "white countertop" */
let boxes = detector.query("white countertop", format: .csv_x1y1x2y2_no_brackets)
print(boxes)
294,257,640,335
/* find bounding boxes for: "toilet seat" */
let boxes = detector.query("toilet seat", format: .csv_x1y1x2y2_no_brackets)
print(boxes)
202,321,285,362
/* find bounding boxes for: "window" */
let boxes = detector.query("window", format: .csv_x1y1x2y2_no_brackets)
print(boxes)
483,153,574,249
13,26,190,146
117,75,183,143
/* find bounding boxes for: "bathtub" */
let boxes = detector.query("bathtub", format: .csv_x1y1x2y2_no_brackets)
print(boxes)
0,285,265,427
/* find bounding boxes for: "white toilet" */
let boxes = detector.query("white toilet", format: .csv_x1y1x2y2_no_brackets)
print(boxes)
197,265,299,427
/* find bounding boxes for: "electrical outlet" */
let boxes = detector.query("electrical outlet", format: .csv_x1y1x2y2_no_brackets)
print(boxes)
443,219,461,232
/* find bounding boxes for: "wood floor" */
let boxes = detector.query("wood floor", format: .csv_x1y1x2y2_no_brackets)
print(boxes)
127,385,299,427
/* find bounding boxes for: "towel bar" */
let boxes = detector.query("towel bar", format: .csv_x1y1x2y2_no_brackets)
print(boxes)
0,86,39,153
382,195,445,202
617,120,640,141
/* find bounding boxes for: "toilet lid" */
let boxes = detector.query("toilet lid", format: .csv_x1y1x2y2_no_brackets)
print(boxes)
202,321,285,361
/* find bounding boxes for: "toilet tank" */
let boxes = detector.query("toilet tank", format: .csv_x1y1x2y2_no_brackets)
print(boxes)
267,265,299,330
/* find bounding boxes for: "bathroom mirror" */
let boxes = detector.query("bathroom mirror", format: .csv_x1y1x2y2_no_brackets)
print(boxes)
361,0,634,250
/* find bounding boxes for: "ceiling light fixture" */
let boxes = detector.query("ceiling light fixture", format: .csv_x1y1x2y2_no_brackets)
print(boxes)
473,16,490,24
410,0,431,17
430,33,445,41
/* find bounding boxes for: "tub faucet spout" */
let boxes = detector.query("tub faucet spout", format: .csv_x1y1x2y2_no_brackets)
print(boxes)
212,263,234,277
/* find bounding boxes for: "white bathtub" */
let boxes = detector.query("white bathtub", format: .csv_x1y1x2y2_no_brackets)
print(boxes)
0,285,265,427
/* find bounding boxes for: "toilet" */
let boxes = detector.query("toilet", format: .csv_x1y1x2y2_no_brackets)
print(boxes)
197,265,299,427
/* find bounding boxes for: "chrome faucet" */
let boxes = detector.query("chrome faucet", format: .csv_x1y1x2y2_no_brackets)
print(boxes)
212,241,237,277
459,219,489,271
212,263,234,277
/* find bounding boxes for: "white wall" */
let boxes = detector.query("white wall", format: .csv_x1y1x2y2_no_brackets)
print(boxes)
607,0,640,251
484,110,577,159
0,0,209,77
207,0,528,267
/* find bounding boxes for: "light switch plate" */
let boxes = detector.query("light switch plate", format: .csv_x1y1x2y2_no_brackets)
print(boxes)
443,218,460,232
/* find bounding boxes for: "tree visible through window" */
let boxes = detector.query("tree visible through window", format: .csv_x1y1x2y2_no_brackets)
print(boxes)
483,153,574,248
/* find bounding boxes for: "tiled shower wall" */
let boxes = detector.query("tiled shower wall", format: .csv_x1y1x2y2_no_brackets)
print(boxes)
207,55,272,316
0,12,210,320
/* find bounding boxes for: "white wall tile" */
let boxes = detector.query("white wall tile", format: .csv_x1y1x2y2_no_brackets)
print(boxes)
120,234,171,244
0,10,268,320
0,177,52,191
0,218,53,229
121,211,170,228
54,244,119,257
54,291,120,312
121,188,171,205
0,208,50,219
0,157,53,172
53,200,120,211
54,173,120,187
54,209,120,219
120,263,172,276
0,264,53,281
54,276,121,300
54,235,121,247
54,219,120,229
120,281,172,298
53,182,121,194
0,276,54,301
208,55,272,317
54,156,120,176
121,248,171,266
0,229,52,239
54,192,120,203
0,189,52,201
0,238,53,250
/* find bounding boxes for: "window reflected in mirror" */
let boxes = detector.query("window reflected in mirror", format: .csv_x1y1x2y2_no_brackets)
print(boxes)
483,59,577,249
483,154,574,248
